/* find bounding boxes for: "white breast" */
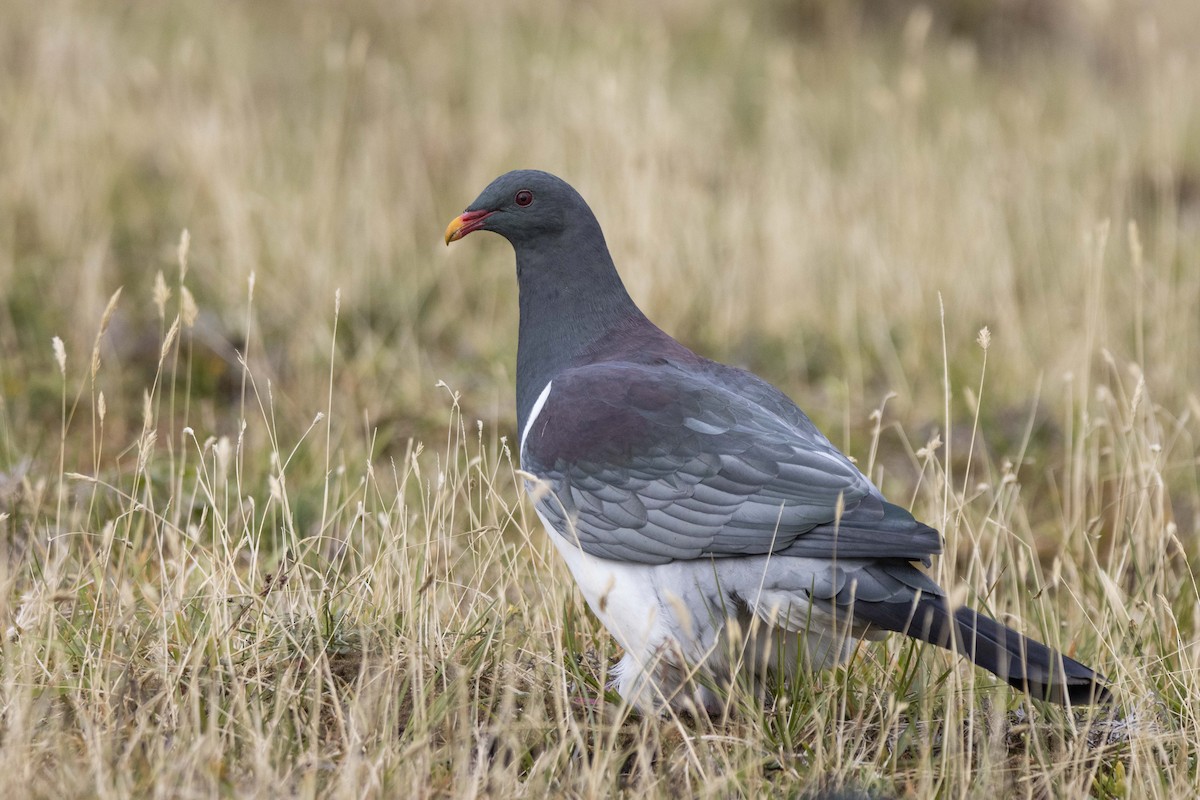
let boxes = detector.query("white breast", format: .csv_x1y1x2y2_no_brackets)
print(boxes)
534,508,664,656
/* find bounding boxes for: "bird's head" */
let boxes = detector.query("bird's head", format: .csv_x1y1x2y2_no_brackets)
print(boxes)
444,170,589,248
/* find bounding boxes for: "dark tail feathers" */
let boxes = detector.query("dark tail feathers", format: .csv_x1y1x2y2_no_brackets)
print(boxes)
862,594,1111,705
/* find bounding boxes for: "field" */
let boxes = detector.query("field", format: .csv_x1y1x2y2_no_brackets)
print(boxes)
2,0,1199,796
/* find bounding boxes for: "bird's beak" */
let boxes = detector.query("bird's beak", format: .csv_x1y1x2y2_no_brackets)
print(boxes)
444,209,494,245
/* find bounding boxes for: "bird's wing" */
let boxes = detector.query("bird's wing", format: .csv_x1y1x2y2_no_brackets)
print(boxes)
521,361,942,565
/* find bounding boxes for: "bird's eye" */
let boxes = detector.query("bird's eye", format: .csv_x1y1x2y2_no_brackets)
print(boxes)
515,190,534,207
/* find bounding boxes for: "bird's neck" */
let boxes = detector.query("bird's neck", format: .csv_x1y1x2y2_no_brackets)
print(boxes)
514,237,646,434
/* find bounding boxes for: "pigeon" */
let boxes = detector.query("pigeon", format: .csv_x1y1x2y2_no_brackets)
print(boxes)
444,169,1110,714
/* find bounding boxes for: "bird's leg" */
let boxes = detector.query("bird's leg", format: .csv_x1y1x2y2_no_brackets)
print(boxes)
610,651,664,714
609,641,727,717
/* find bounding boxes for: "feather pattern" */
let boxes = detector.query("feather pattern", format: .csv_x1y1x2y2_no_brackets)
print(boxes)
521,360,942,565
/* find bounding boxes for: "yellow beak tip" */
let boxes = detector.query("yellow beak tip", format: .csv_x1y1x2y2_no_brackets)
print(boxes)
444,217,464,246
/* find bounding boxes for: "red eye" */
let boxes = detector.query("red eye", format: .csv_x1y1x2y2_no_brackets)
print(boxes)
515,190,534,207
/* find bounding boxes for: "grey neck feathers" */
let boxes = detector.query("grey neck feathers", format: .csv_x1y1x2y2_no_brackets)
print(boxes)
514,225,646,435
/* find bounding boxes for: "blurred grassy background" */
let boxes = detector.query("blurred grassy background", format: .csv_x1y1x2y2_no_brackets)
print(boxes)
2,0,1200,796
3,0,1199,503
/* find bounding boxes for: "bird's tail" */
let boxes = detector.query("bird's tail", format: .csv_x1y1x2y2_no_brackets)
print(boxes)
849,583,1111,705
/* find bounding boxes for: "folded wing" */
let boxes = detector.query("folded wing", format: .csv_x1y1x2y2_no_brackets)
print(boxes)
521,361,942,566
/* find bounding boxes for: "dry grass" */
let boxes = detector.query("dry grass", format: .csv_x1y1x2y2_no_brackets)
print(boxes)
1,0,1199,797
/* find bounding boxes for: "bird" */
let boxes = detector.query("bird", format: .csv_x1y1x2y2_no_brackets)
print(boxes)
444,169,1110,714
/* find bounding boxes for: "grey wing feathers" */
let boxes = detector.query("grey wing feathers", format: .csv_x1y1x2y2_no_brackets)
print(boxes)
779,494,940,565
523,361,942,566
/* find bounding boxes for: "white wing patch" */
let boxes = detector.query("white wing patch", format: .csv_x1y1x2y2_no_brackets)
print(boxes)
520,380,554,465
